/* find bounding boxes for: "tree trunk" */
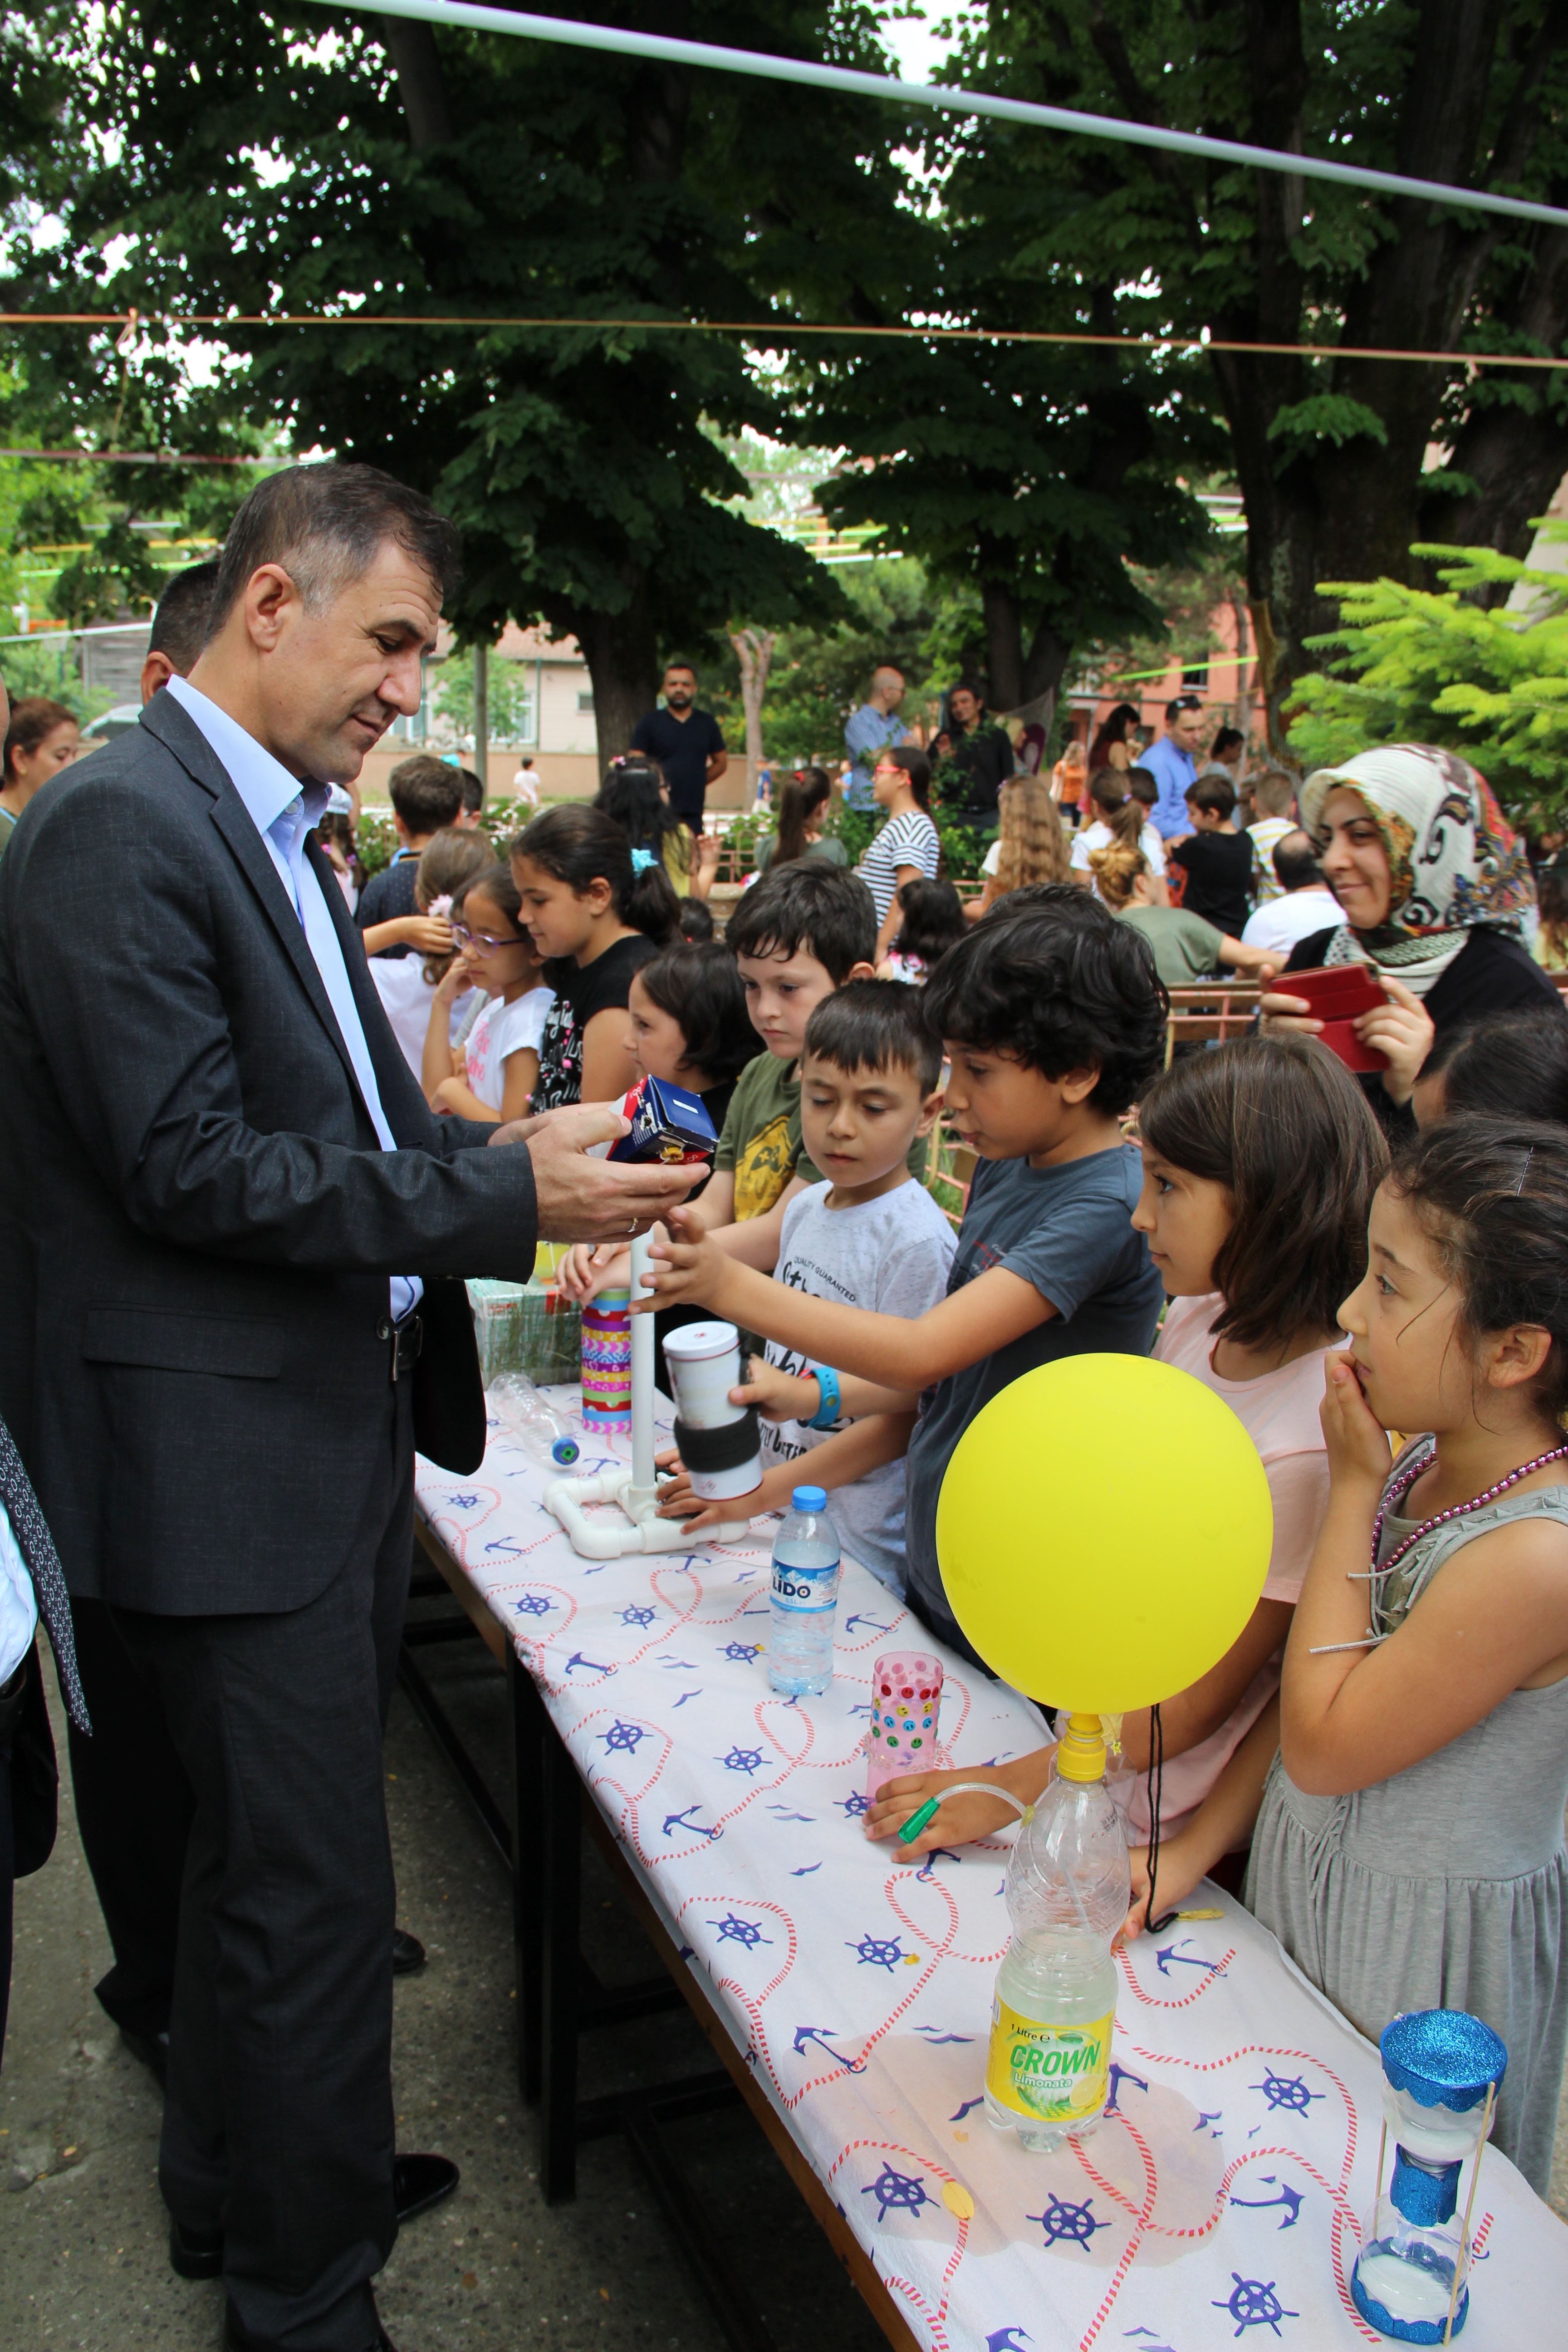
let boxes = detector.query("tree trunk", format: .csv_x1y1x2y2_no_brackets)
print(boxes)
561,580,659,766
1419,222,1568,584
380,18,453,150
729,627,777,799
472,639,488,791
1203,0,1568,743
981,575,1024,712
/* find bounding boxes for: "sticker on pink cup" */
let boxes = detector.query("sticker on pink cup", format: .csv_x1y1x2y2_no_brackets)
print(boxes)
866,1651,943,1798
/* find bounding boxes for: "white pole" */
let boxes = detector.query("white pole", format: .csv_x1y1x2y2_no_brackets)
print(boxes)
339,0,1568,232
629,1232,656,1497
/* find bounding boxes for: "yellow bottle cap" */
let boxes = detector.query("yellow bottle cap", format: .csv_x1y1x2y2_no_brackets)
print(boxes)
1055,1711,1107,1783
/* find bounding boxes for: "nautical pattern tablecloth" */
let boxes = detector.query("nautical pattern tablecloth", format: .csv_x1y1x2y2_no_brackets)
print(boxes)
414,1389,1568,2352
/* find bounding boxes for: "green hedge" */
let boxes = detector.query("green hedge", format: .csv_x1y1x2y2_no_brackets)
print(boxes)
354,795,536,879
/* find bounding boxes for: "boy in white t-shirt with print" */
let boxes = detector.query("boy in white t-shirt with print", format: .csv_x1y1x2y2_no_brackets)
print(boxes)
681,980,954,1594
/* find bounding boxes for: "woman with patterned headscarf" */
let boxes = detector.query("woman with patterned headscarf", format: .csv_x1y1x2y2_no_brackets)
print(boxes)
1260,744,1562,1130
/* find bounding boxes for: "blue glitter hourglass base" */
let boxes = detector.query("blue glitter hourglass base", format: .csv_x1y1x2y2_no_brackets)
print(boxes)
1351,2240,1468,2343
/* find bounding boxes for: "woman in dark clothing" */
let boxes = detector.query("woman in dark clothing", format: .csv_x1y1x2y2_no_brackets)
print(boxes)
1260,743,1561,1135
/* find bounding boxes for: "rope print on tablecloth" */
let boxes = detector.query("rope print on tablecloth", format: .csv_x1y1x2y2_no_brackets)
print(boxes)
414,1393,1565,2352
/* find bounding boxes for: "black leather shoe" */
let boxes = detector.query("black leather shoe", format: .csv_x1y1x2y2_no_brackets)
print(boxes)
178,2155,457,2282
120,2027,169,2087
393,2150,459,2222
391,1926,426,1976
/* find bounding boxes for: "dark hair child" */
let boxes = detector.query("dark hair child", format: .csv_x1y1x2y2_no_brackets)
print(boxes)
882,876,968,981
1412,1004,1568,1131
510,804,678,1107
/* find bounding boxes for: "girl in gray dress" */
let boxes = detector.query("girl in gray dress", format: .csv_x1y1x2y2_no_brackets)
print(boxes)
1248,1115,1568,2192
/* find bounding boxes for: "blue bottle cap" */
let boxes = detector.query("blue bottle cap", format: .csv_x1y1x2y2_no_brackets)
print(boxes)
1380,2009,1507,2110
792,1485,828,1512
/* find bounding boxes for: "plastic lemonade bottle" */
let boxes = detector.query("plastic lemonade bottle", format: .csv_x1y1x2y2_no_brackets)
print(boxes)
984,1713,1130,2151
767,1485,841,1698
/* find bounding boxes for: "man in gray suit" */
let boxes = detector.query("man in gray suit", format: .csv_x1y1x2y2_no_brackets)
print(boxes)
0,462,696,2352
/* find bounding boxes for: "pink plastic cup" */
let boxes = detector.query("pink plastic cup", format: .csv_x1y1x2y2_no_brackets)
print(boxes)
866,1651,943,1799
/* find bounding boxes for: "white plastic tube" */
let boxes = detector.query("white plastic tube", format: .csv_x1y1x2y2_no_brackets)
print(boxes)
336,0,1568,232
629,1231,656,1497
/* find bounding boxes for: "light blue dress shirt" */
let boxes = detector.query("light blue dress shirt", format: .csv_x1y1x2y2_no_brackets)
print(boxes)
166,677,421,1323
0,1504,38,1688
843,703,908,810
1140,734,1199,840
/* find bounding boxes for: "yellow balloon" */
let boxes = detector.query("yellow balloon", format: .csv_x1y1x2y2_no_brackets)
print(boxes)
936,1354,1273,1713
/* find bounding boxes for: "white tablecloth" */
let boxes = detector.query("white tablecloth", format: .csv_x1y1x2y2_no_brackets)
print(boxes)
414,1389,1568,2351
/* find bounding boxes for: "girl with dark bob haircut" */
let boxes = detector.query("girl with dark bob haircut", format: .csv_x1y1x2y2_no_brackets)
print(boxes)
633,941,759,1088
1136,1032,1388,1352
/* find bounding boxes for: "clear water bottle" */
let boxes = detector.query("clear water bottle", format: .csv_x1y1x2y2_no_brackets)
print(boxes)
767,1485,841,1698
490,1373,581,1470
984,1713,1130,2152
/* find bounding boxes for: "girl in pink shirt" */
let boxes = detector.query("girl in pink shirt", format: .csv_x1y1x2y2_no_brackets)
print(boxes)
867,1035,1387,1925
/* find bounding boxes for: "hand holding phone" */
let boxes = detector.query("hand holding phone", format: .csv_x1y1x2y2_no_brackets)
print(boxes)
1259,963,1390,1071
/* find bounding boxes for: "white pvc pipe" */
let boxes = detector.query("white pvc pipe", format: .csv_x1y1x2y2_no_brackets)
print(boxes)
629,1231,655,1495
332,0,1568,233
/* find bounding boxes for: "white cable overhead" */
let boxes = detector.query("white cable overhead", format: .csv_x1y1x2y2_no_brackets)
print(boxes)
325,0,1568,232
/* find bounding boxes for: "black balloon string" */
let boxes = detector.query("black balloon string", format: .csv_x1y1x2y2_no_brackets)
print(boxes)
1143,1703,1177,1936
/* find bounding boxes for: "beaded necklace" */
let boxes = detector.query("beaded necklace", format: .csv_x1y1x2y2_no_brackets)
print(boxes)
1357,1440,1568,1586
1310,1440,1568,1656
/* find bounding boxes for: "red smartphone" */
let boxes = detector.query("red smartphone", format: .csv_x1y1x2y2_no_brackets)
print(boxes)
1274,965,1389,1072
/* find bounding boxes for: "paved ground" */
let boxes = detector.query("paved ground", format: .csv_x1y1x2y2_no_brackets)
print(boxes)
4,1621,1567,2349
0,1627,884,2352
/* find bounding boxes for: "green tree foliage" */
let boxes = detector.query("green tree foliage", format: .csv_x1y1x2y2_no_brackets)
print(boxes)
702,556,962,763
803,43,1221,715
426,648,538,751
926,1,1568,740
6,5,916,752
1286,534,1568,814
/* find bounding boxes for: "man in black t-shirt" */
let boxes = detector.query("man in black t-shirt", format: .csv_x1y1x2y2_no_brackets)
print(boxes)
630,662,728,827
932,677,1013,826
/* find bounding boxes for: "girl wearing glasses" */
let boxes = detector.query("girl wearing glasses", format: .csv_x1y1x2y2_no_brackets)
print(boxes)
422,863,552,1124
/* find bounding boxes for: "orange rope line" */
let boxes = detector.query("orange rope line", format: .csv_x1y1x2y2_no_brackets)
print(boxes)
1,310,1565,370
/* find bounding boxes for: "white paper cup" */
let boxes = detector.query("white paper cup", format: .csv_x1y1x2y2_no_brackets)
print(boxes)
663,1320,760,1501
662,1321,745,1429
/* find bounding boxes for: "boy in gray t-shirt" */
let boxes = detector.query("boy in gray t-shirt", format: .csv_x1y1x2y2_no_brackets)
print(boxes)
760,1172,953,1592
646,891,1168,1661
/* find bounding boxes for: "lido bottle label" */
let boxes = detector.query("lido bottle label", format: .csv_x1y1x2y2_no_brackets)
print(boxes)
985,1997,1114,2124
770,1558,837,1612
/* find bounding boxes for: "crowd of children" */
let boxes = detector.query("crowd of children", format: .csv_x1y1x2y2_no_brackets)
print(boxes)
335,734,1568,2189
549,770,1568,2194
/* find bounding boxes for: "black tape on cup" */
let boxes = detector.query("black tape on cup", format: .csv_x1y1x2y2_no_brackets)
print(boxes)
671,1408,761,1474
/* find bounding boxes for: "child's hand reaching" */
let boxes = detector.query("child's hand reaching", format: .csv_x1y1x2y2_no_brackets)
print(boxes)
734,1355,821,1425
643,1207,731,1315
864,1756,1049,1857
652,1451,790,1531
1121,1829,1209,1943
555,1241,632,1303
1321,1350,1392,1495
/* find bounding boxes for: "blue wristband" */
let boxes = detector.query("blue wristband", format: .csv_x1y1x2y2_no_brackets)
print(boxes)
808,1366,842,1429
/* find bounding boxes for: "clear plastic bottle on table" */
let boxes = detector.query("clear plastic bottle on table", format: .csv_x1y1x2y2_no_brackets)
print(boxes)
489,1373,581,1470
985,1711,1130,2152
767,1484,840,1698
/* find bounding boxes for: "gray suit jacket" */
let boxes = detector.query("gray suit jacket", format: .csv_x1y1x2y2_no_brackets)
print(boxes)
0,691,535,1614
